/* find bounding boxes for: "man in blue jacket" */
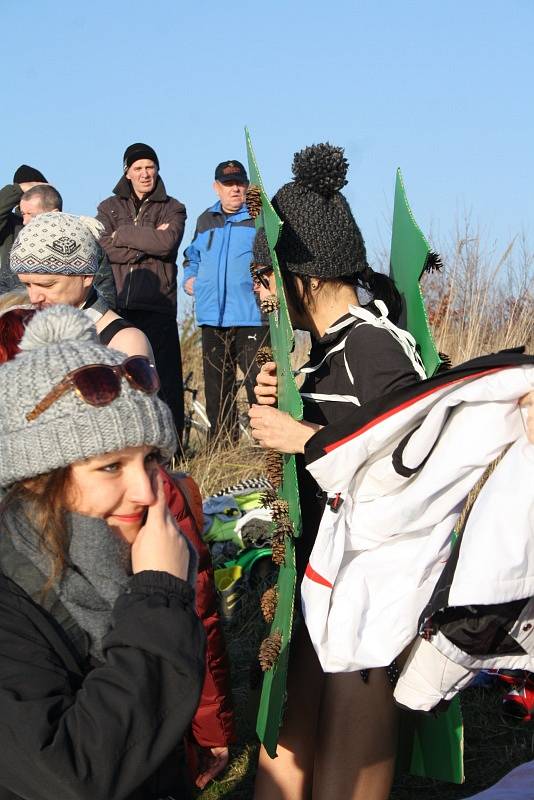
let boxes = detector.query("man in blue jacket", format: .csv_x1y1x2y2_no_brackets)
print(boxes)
183,160,268,441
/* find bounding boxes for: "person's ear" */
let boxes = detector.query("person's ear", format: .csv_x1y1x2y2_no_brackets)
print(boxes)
82,275,94,289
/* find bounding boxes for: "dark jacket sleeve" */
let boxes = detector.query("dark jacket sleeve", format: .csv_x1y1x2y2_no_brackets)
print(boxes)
96,202,143,265
162,470,236,748
0,184,21,239
113,201,186,259
0,571,205,800
93,248,117,309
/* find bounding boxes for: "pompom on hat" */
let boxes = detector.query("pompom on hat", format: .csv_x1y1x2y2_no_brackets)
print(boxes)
271,142,368,278
10,212,103,277
0,305,176,487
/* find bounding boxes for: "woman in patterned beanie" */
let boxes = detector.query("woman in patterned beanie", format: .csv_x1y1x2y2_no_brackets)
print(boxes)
0,304,205,799
250,143,425,800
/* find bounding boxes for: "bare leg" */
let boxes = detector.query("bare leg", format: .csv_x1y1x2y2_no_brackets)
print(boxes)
254,625,324,800
313,668,398,800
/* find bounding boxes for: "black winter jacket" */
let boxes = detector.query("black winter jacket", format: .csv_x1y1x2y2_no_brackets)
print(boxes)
0,570,205,800
0,184,23,293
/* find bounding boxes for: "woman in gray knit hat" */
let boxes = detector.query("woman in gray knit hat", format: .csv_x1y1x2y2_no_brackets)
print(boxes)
0,304,205,799
250,144,426,800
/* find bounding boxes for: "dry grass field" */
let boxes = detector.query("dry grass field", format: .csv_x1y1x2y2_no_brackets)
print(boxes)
180,231,533,799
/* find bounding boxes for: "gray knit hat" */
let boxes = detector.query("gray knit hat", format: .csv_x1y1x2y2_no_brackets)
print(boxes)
10,212,103,276
271,143,368,278
0,305,176,487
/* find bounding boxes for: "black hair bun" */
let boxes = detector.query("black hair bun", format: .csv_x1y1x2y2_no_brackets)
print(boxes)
292,143,348,197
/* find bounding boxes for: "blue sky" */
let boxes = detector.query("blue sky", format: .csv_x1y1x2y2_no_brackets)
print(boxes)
3,0,533,294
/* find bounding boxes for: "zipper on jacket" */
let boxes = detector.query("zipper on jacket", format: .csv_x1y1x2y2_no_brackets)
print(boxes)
133,198,148,226
124,197,148,309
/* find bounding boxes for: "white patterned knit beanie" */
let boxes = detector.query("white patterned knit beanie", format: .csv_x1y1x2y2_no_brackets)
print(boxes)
10,212,103,276
0,305,176,487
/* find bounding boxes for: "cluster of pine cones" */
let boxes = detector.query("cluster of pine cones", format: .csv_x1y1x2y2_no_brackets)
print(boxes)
246,184,262,218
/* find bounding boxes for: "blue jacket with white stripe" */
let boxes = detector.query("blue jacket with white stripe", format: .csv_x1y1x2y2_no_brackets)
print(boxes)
182,201,262,327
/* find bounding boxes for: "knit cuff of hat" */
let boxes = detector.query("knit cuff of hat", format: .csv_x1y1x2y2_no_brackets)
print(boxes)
0,400,176,488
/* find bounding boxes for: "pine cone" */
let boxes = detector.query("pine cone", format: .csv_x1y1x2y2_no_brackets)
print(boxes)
260,488,278,508
271,529,286,566
275,518,294,538
246,184,263,218
266,449,283,488
424,251,444,272
256,345,274,368
270,498,289,520
260,294,280,314
258,630,282,671
260,586,278,623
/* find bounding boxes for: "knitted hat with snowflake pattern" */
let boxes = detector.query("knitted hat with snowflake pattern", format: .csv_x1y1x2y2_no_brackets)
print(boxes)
10,212,103,276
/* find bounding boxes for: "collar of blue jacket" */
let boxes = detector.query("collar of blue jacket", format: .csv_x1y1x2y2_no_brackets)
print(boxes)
209,200,251,221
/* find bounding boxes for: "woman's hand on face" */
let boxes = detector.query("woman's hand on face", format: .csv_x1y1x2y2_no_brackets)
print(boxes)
195,746,230,789
131,473,190,580
520,391,534,444
254,361,278,406
248,404,322,454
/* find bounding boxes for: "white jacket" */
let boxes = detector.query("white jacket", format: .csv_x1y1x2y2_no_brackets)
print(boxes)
416,435,534,674
300,353,534,673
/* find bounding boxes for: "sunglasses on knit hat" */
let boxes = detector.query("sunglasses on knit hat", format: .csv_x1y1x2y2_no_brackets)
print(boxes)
26,356,160,422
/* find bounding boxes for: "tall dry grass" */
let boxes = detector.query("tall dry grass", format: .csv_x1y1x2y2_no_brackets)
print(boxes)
177,313,268,495
423,223,533,361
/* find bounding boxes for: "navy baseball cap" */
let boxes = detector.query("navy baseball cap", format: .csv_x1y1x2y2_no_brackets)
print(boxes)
214,160,248,184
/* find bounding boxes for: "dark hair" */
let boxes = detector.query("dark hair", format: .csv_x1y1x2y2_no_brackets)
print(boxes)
281,265,403,324
21,184,63,212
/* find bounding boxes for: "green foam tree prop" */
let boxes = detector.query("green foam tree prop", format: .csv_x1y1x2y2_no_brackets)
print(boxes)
246,128,303,757
390,169,463,784
389,168,442,376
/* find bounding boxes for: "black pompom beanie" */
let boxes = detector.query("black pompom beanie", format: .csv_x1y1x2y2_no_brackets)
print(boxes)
271,143,368,278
